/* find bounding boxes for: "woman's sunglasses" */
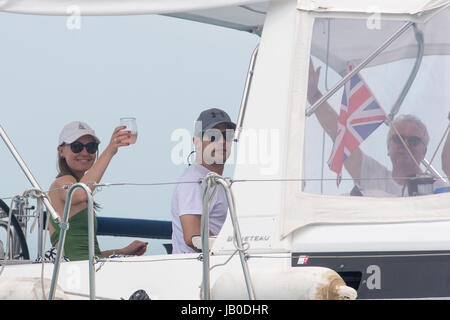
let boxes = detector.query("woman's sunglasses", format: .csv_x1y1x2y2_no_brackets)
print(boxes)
392,135,422,147
68,141,99,154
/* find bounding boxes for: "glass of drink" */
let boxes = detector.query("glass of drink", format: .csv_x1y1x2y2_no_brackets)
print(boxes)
120,117,138,144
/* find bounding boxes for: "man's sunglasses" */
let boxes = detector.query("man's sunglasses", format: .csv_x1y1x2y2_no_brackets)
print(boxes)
392,135,422,147
68,141,99,154
203,129,235,142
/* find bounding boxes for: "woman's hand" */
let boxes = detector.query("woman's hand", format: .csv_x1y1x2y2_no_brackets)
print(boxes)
105,126,132,156
119,240,148,256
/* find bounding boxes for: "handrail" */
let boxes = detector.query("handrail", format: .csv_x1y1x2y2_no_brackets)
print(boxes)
49,183,96,300
387,23,424,120
234,44,259,142
200,173,255,300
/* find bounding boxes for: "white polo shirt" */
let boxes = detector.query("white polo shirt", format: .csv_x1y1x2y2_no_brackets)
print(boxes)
358,154,449,196
171,164,228,254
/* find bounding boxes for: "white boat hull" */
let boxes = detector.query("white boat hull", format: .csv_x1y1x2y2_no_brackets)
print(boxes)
0,251,356,300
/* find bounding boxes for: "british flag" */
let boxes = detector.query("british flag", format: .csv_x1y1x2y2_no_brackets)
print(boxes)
328,65,387,185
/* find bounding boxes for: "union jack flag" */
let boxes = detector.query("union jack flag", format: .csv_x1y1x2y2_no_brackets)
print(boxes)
327,65,387,186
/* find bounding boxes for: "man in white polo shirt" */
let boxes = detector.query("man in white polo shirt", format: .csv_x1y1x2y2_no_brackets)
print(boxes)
171,108,236,254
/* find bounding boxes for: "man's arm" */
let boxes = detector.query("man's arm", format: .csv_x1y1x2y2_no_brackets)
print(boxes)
308,59,363,181
180,214,202,250
180,214,216,251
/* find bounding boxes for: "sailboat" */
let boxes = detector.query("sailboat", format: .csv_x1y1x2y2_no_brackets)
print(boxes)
1,0,450,300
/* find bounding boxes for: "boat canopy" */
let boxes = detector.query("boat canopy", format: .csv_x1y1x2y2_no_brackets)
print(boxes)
0,1,448,34
1,1,448,69
0,0,446,16
297,0,449,16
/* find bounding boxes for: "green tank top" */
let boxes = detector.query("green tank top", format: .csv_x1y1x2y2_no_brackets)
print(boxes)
50,208,104,261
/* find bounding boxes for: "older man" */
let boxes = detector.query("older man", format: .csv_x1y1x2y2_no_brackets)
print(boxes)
171,108,236,253
308,60,449,196
356,115,447,196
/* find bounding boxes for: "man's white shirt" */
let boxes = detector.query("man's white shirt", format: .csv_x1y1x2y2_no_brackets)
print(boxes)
358,154,448,196
171,164,228,254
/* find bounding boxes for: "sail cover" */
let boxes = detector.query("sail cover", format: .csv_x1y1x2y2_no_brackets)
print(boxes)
0,1,448,66
0,0,268,32
297,0,449,15
0,0,446,16
0,0,447,33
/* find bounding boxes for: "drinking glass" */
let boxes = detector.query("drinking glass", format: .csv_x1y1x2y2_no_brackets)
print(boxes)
120,117,138,144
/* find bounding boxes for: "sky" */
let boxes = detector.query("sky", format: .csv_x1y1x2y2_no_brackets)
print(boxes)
0,12,259,257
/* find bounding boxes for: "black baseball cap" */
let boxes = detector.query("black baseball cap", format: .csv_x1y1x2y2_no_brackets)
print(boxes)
194,108,236,137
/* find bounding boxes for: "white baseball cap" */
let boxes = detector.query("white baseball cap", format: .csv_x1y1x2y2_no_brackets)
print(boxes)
58,121,101,145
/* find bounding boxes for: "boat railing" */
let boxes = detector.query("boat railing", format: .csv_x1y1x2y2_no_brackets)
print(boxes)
234,43,259,143
201,172,255,300
0,197,31,261
48,183,96,300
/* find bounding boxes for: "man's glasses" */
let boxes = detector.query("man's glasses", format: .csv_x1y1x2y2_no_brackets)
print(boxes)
203,129,234,142
68,141,99,154
392,135,423,147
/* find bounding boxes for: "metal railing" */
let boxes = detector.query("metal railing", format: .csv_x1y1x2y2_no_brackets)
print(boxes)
201,172,255,300
49,183,96,300
234,44,259,142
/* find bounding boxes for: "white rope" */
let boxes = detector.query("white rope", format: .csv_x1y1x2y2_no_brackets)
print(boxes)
207,235,250,272
209,250,239,271
95,256,199,264
0,180,204,201
0,184,69,201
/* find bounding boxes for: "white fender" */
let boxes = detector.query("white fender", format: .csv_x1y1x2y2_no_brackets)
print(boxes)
211,266,357,300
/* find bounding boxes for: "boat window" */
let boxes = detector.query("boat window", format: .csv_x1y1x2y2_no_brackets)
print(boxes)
303,10,450,197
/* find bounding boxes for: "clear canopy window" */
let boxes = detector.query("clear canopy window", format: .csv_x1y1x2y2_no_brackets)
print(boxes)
303,10,450,197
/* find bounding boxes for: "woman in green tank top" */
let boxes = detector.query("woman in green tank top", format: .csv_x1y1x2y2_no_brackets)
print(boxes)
47,121,148,261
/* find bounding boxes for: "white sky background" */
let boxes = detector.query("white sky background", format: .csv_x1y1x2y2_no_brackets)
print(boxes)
0,13,259,257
